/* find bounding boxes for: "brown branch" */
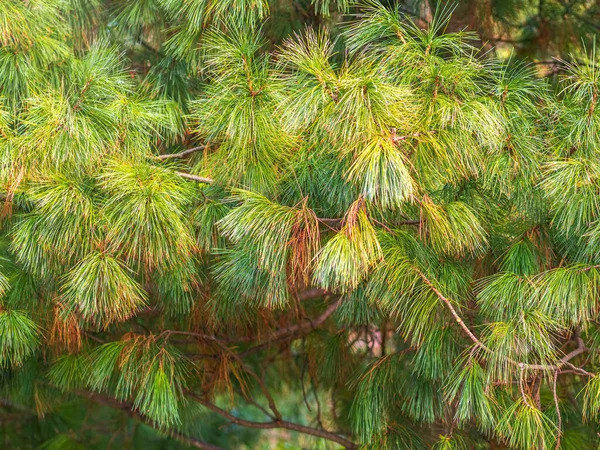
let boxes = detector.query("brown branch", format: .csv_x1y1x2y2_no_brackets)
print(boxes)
158,146,206,160
174,295,341,359
589,91,598,119
238,297,342,357
418,270,484,349
165,288,333,345
139,39,160,53
553,370,562,450
167,299,341,425
186,393,358,449
297,288,328,300
241,55,259,97
317,218,344,226
176,172,214,184
270,296,341,340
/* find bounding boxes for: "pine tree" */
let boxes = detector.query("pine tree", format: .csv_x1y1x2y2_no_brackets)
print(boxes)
3,1,600,449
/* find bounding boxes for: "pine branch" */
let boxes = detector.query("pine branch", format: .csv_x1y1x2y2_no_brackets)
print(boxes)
418,270,485,348
418,270,594,376
553,369,562,450
270,296,341,340
158,146,206,160
297,287,328,300
72,78,93,112
186,392,359,449
176,172,214,184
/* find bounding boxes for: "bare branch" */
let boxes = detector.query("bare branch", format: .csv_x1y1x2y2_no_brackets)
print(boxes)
186,392,358,449
167,295,341,359
553,370,562,450
239,297,342,356
158,145,207,160
176,172,214,184
164,288,333,345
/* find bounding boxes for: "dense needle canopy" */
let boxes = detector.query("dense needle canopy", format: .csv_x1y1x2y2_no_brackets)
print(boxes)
3,0,600,449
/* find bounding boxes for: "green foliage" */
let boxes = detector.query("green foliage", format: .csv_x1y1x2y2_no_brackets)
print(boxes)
476,272,533,321
11,174,96,277
350,354,404,443
496,397,558,450
533,265,600,326
499,238,542,276
192,197,230,252
582,375,600,422
71,336,190,427
481,311,560,381
335,284,381,326
431,434,469,450
0,309,40,368
421,198,488,257
101,161,195,272
445,359,495,431
189,24,293,192
48,353,89,391
60,251,147,327
313,199,382,292
345,135,415,209
367,231,439,344
412,326,459,381
39,434,86,450
215,189,319,307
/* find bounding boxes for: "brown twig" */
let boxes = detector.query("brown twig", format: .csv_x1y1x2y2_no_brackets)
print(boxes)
553,370,562,450
176,172,214,184
158,145,207,160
